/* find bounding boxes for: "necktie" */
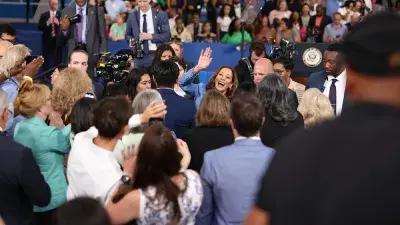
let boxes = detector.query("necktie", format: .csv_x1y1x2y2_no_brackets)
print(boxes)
142,14,149,54
76,7,84,43
51,12,56,37
329,79,338,115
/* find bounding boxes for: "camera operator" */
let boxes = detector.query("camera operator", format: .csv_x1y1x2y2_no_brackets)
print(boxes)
115,48,135,72
58,0,107,77
234,41,267,84
126,0,171,69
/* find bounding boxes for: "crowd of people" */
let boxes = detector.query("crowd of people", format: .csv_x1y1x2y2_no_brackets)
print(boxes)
0,0,399,224
101,0,399,44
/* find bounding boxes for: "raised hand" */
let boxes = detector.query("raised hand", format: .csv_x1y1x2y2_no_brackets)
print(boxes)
176,139,191,170
141,101,167,124
194,47,213,73
22,56,44,78
122,144,137,178
60,15,70,31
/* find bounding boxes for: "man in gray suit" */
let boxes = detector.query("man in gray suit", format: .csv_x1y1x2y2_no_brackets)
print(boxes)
126,0,170,69
58,0,107,77
196,93,276,225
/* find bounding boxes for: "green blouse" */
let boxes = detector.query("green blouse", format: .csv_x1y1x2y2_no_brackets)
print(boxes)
221,31,252,44
110,23,127,38
14,117,71,212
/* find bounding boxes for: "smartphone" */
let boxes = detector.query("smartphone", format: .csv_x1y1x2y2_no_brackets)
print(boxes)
26,55,39,64
129,38,136,48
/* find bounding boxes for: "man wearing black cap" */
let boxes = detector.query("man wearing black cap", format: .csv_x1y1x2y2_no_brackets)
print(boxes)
244,11,400,225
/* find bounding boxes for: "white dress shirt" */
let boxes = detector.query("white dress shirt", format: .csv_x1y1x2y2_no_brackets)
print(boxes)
323,70,346,116
46,10,58,26
140,9,157,51
67,127,122,203
76,3,87,43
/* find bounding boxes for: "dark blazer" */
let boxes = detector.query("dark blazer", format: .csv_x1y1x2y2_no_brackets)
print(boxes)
260,111,304,148
125,8,171,47
58,4,107,67
307,15,332,42
38,11,61,51
158,88,196,139
306,70,351,110
185,126,234,172
234,57,254,84
0,136,51,225
93,81,104,99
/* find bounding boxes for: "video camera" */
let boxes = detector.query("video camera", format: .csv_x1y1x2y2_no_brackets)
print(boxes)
68,14,82,24
268,39,297,60
96,52,130,84
129,39,144,59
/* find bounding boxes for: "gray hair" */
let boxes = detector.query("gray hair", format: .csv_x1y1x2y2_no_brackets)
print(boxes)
0,44,31,72
0,89,9,112
131,89,163,114
131,89,163,133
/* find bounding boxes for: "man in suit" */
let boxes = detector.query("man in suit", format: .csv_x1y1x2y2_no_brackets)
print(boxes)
306,43,348,115
58,0,107,77
68,49,104,99
126,0,170,69
0,89,51,225
307,5,332,43
196,93,275,225
38,0,62,71
153,60,196,139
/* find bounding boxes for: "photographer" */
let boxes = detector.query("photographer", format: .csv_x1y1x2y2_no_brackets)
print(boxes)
234,41,267,84
126,0,170,69
58,0,107,77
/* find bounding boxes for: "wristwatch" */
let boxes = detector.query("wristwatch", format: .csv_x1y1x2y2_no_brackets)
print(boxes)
120,175,131,185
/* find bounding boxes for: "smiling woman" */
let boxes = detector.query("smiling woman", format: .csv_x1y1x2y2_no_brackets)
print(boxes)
178,47,238,108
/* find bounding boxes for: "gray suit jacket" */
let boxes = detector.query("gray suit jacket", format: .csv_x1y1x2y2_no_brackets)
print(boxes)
125,8,170,48
58,4,107,62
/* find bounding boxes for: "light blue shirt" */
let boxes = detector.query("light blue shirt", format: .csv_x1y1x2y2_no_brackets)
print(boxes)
14,117,71,212
178,68,206,109
196,138,276,225
0,77,19,133
323,23,348,41
105,0,127,20
76,3,87,43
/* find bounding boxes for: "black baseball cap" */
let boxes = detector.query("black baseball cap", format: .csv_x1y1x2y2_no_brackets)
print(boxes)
342,12,400,76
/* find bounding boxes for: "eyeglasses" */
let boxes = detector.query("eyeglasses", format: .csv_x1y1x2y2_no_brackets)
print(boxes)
274,69,286,75
0,37,16,45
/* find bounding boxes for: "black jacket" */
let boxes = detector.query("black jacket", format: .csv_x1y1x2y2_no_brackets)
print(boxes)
235,57,254,84
0,136,51,225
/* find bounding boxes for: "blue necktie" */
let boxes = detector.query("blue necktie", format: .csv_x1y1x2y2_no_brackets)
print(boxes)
142,14,149,54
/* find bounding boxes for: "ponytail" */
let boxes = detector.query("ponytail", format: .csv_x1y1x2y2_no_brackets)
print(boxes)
14,77,51,118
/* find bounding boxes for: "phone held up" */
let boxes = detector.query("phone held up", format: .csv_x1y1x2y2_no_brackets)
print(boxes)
26,55,39,64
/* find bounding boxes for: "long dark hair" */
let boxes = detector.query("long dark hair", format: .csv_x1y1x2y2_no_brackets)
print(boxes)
257,74,298,125
227,18,240,36
115,124,186,222
205,66,238,101
151,44,176,69
218,3,236,18
70,97,97,134
125,68,150,100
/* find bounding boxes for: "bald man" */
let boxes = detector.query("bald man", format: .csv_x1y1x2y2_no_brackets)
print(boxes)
253,58,273,84
0,40,13,59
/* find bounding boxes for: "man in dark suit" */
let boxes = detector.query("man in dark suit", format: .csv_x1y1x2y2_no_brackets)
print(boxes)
306,43,349,115
153,60,196,139
307,5,332,43
58,0,107,77
38,0,62,71
0,89,51,225
126,0,170,69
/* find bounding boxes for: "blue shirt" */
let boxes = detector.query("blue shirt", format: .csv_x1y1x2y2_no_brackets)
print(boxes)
178,68,206,109
14,117,71,212
323,23,348,41
76,3,87,43
0,77,19,133
105,0,127,20
196,138,276,225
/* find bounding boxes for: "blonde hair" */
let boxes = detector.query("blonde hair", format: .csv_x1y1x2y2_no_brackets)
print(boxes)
196,90,230,126
14,77,51,118
298,88,335,128
51,67,93,116
0,44,30,72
